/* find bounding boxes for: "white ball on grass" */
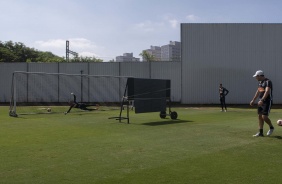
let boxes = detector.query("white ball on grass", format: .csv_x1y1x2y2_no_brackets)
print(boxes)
277,119,282,126
47,108,51,112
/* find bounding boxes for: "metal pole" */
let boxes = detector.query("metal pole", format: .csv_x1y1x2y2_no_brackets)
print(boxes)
80,70,83,102
13,73,17,114
66,40,69,62
149,61,151,79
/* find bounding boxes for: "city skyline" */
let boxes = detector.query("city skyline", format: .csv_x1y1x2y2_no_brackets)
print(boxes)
1,0,282,61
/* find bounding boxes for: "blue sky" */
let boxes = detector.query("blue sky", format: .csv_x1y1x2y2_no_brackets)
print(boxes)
1,0,282,61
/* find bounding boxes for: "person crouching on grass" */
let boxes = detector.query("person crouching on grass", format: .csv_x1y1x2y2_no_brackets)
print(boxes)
250,70,274,137
65,93,98,115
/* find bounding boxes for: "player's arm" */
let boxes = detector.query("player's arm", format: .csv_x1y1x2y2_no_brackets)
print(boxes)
70,93,77,102
260,87,270,101
257,87,270,107
250,89,259,106
224,88,229,96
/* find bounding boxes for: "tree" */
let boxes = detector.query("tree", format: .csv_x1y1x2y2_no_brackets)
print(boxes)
69,56,103,62
139,50,155,62
0,47,18,62
0,41,105,63
0,40,64,62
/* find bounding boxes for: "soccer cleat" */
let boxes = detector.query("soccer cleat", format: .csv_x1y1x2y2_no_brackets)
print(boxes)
267,129,274,136
224,110,227,112
253,132,264,137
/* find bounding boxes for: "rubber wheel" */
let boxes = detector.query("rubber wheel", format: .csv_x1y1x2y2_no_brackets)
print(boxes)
170,111,178,120
160,111,166,119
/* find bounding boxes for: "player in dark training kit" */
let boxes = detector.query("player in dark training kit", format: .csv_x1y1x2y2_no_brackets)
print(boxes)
250,70,274,137
65,93,99,114
219,84,229,112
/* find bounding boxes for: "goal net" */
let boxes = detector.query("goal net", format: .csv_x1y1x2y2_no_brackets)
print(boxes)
9,71,129,117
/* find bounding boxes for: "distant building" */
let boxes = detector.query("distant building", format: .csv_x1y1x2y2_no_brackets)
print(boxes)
116,53,140,62
142,41,181,61
142,46,161,61
161,41,181,61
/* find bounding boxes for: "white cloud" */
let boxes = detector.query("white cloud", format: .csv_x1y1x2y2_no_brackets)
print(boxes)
132,18,180,33
79,51,98,57
186,14,200,22
35,39,65,48
168,19,178,29
68,38,98,50
34,38,103,58
162,14,180,29
133,21,165,32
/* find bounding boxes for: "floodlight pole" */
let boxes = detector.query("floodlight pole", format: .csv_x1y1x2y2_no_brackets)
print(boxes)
66,41,69,62
66,40,78,62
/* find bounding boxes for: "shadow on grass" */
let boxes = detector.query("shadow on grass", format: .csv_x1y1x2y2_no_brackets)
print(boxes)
141,119,193,126
270,136,282,139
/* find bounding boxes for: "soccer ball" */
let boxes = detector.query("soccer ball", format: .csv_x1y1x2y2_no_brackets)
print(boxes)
47,108,51,112
277,119,282,126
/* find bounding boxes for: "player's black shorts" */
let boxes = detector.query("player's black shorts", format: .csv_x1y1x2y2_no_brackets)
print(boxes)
257,100,272,116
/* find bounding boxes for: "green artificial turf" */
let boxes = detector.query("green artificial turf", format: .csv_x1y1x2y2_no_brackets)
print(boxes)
1,106,282,184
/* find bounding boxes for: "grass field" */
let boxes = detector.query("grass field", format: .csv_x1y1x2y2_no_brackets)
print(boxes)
1,106,282,184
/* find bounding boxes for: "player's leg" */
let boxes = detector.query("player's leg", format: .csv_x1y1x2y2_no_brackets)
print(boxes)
65,105,73,114
262,101,274,136
223,98,227,112
79,103,99,111
253,108,264,137
65,103,77,114
220,98,224,111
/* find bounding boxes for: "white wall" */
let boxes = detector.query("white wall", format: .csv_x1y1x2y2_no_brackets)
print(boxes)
0,62,181,103
181,23,282,104
2,24,282,105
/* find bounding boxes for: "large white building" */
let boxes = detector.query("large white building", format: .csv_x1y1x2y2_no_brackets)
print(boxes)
142,46,161,61
142,41,181,61
161,41,181,61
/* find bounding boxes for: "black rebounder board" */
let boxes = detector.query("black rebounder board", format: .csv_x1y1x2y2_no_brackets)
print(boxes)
127,78,170,113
